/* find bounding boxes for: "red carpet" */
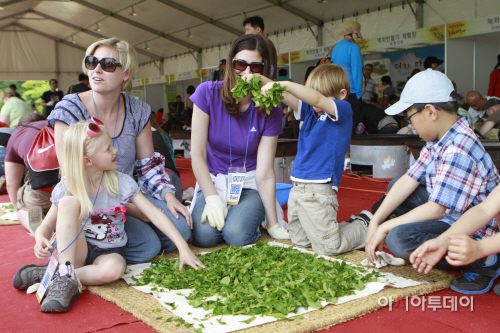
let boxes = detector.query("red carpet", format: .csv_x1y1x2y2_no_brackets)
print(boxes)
1,159,499,332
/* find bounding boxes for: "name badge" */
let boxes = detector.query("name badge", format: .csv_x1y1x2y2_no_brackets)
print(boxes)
227,167,246,205
36,234,58,303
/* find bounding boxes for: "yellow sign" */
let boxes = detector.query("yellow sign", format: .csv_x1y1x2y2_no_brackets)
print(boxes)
447,21,468,39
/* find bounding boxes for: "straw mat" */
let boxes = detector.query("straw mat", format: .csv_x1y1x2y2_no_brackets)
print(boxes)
88,232,455,333
0,206,19,226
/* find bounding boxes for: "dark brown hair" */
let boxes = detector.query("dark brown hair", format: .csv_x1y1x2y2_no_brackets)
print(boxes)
220,34,270,117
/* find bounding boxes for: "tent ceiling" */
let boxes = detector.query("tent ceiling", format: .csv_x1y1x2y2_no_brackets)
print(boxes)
0,0,411,65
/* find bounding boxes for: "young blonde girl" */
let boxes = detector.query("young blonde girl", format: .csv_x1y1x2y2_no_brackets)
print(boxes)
13,119,204,313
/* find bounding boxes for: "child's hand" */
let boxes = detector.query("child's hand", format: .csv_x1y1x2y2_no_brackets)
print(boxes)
261,81,283,96
241,73,256,83
178,247,206,271
34,237,52,261
445,234,483,267
409,237,448,274
364,226,388,263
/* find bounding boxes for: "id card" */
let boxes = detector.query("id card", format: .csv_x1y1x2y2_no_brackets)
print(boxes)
227,167,246,205
36,235,58,303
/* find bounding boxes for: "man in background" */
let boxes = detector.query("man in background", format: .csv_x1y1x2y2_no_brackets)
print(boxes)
207,59,226,81
67,73,90,94
9,84,23,100
362,64,375,105
243,15,278,80
41,79,64,118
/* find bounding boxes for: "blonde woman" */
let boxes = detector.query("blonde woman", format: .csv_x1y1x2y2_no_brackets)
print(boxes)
12,120,203,313
47,38,191,264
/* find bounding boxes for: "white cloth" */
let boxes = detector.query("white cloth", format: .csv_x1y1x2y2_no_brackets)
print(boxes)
361,251,406,268
189,170,288,230
122,242,425,333
0,212,18,221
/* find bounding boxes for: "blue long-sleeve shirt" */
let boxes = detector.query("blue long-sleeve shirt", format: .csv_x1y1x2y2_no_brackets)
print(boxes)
330,39,364,99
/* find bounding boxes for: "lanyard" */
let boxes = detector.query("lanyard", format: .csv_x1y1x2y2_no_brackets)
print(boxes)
229,108,253,169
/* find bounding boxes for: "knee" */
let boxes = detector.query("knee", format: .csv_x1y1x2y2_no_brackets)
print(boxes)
99,259,126,283
386,226,411,259
192,225,220,248
222,225,253,247
175,218,193,241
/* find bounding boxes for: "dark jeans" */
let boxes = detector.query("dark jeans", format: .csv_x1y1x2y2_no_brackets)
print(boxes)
347,93,362,134
85,243,126,265
384,177,486,271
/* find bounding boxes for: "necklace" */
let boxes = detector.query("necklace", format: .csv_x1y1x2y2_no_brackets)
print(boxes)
92,90,121,145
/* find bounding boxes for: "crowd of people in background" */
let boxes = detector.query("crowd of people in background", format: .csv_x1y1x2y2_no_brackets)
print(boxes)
3,13,500,315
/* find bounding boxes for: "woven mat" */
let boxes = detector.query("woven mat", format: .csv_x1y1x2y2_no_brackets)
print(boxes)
0,206,19,226
88,232,455,333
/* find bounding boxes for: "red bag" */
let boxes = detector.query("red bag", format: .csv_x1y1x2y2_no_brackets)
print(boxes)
26,127,59,189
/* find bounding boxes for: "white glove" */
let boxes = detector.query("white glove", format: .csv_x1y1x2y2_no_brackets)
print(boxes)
361,251,406,268
201,195,228,231
47,101,56,106
267,223,290,240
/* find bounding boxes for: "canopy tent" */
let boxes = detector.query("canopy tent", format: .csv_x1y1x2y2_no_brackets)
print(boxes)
0,0,498,94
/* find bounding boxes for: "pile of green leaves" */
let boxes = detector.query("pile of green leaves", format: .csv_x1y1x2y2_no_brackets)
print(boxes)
132,242,381,320
231,76,288,115
1,203,15,213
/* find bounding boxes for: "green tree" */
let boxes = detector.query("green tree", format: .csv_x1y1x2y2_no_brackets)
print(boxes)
1,80,49,114
21,81,50,114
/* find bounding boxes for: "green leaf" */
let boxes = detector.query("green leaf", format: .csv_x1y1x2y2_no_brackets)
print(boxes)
133,242,375,322
220,276,230,285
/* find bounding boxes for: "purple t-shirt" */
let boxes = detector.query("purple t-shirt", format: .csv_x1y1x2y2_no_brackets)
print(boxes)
190,81,283,175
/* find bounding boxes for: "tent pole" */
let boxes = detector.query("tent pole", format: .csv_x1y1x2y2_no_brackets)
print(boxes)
444,23,447,76
472,39,476,91
55,42,60,83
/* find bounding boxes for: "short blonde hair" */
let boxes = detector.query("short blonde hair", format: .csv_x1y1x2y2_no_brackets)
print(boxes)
83,38,137,92
61,120,119,220
1,88,15,100
305,64,350,100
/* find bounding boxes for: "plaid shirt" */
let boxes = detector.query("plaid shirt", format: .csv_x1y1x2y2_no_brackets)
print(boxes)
407,117,500,240
135,152,175,201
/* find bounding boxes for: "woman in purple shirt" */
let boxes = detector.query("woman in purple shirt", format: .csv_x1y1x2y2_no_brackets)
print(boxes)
190,35,289,247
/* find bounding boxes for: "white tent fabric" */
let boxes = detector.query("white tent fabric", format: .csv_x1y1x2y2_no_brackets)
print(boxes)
0,0,499,91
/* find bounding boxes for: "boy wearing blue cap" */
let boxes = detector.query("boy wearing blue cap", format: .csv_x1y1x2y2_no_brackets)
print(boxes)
364,69,500,294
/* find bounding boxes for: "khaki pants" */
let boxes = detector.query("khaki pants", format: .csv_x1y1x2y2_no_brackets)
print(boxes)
484,128,500,140
16,183,52,213
287,182,367,256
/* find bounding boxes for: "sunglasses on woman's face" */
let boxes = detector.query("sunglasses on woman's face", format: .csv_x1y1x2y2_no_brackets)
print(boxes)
232,59,264,74
85,56,122,72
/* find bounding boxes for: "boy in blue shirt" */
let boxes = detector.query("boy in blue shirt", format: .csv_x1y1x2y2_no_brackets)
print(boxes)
260,64,369,255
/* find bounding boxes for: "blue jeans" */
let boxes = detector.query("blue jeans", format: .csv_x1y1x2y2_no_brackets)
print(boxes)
386,221,485,271
385,177,485,271
387,176,429,216
123,192,192,264
192,189,264,248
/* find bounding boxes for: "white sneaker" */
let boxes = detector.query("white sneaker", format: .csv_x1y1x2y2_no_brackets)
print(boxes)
344,158,351,171
354,210,373,227
267,223,290,239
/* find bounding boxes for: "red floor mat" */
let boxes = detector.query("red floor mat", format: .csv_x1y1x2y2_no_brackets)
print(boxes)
1,162,499,332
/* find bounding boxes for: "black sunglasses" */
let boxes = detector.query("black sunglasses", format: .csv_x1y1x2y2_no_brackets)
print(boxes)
85,56,122,72
232,59,264,74
404,106,442,124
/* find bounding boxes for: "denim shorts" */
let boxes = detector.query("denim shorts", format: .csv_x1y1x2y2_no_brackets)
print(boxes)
84,242,126,265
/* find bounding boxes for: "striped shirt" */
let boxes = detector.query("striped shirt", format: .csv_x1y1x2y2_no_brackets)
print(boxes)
48,93,174,200
407,117,500,240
